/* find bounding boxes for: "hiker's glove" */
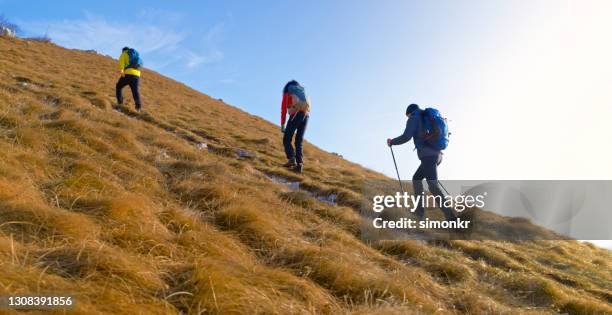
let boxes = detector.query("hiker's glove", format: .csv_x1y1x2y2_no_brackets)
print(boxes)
387,138,392,146
281,125,285,133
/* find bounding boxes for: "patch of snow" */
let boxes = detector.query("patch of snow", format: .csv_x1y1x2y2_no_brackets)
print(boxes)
236,148,255,158
266,174,300,190
317,194,338,205
265,173,337,205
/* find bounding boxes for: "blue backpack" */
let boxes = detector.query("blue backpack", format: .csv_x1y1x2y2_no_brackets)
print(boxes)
287,84,307,102
126,48,143,69
421,108,449,150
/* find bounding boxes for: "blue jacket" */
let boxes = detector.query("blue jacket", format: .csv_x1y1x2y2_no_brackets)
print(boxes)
390,110,439,159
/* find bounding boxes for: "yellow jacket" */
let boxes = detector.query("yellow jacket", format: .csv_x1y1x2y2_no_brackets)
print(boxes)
118,51,141,77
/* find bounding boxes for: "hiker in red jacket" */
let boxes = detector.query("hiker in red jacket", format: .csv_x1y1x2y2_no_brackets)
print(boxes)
280,80,310,173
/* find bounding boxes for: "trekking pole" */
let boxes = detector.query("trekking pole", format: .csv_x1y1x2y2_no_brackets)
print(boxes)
389,146,404,193
438,180,450,196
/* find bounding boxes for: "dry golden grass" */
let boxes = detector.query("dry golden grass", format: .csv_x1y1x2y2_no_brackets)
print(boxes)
0,36,610,314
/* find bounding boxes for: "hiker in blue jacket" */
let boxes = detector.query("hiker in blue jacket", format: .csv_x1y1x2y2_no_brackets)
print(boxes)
387,104,456,221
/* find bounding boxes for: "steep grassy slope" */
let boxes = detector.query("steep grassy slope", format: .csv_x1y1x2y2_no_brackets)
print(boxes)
0,36,610,314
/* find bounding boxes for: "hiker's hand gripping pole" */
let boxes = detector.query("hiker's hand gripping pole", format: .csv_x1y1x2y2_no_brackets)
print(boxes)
389,145,404,193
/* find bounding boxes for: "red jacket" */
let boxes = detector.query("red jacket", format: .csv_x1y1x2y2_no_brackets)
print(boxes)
281,92,310,126
281,92,292,126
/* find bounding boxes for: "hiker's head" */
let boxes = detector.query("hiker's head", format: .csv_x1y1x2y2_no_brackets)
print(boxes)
406,104,420,117
283,80,299,93
122,46,129,52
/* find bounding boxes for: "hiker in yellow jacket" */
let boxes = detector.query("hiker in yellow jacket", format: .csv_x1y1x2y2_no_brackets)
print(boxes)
116,47,143,111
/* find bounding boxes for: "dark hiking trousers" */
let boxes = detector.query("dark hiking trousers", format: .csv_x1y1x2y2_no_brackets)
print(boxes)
412,154,456,221
283,111,308,164
116,74,141,109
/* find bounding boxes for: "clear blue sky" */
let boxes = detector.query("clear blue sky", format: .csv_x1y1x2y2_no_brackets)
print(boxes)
2,0,611,180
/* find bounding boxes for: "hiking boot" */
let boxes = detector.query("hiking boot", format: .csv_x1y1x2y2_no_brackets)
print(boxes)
293,163,303,173
282,159,297,168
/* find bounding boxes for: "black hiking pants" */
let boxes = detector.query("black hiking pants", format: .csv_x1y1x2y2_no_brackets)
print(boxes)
116,74,141,109
412,154,456,221
283,111,309,164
